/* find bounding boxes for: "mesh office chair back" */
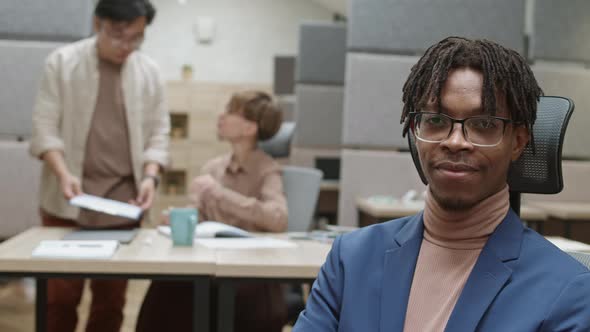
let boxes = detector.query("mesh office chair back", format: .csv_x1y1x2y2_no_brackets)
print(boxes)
567,251,590,270
407,96,575,213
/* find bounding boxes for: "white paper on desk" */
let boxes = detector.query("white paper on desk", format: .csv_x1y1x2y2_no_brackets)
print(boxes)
70,194,142,220
547,237,590,253
31,240,119,259
196,238,297,249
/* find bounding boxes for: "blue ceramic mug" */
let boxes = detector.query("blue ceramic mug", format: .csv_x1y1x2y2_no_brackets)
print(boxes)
169,208,198,246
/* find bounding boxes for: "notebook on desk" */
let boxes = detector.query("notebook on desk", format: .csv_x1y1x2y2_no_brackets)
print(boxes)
32,240,119,259
158,221,252,239
63,229,139,244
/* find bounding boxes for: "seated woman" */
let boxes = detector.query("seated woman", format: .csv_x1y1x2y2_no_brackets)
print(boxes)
136,90,288,332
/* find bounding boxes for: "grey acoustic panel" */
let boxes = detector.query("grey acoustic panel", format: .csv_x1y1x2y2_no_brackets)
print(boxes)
274,56,296,95
532,63,590,159
0,40,63,138
0,0,94,41
297,22,347,85
338,149,425,227
278,96,296,121
289,147,341,169
348,0,525,55
0,141,41,238
293,84,344,148
342,53,419,148
532,0,590,63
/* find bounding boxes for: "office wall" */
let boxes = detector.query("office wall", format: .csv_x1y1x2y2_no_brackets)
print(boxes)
142,0,333,83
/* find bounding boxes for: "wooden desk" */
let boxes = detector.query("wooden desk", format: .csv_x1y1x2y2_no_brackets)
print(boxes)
357,197,548,228
215,235,330,279
546,236,590,253
0,227,332,332
0,227,217,332
529,202,590,220
214,235,330,332
319,180,340,192
528,201,590,240
316,180,340,225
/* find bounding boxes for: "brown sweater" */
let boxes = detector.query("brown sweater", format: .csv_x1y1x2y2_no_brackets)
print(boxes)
79,58,137,228
403,185,509,332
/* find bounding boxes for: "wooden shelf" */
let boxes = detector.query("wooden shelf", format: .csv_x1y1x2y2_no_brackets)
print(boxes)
162,170,187,195
170,112,189,139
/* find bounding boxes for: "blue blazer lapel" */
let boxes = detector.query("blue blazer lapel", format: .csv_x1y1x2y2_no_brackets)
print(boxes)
444,210,524,331
380,214,424,332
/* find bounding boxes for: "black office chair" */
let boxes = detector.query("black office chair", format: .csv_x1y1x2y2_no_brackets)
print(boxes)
407,96,575,215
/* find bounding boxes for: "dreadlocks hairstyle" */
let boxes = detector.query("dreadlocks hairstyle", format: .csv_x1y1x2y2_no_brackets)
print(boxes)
400,36,543,151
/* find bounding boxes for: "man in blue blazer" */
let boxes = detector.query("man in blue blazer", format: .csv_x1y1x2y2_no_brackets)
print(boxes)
294,37,590,331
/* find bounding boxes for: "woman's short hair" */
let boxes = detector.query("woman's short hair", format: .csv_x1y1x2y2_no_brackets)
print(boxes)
227,91,283,141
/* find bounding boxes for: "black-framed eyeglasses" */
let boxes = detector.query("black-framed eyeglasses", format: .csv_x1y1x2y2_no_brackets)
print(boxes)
408,112,515,147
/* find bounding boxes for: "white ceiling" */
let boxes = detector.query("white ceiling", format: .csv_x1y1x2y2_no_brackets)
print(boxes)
309,0,347,15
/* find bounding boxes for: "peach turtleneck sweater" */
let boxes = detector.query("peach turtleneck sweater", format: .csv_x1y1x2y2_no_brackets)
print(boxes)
403,185,509,332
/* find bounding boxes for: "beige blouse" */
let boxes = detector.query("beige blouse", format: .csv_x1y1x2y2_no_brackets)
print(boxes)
193,149,287,233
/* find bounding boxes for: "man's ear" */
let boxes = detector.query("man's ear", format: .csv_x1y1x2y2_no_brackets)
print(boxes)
511,125,529,162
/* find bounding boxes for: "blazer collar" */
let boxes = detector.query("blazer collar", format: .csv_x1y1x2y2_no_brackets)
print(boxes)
379,209,524,332
445,209,523,331
380,213,424,332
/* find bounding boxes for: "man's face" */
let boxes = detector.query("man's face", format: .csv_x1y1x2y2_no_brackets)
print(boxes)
415,67,528,210
94,16,147,65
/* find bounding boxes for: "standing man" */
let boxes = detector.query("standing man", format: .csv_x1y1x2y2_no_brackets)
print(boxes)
293,37,590,331
30,1,169,331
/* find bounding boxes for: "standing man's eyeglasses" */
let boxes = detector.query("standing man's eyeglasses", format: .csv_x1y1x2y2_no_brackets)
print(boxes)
408,112,516,147
101,25,145,50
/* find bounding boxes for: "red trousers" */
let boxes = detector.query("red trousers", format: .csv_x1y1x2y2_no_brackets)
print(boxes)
41,211,132,332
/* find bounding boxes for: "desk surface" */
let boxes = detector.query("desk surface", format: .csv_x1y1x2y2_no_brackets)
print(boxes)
214,235,331,279
0,227,332,280
0,227,216,275
357,197,548,221
528,201,590,220
320,180,340,191
546,236,590,253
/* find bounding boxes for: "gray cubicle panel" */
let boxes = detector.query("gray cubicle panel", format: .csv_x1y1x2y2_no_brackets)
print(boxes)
532,63,590,159
290,147,341,169
0,40,63,138
293,84,344,148
348,0,525,55
338,149,425,227
342,53,419,149
277,96,296,122
0,141,41,238
532,0,590,63
0,0,94,41
297,22,347,85
274,56,296,95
